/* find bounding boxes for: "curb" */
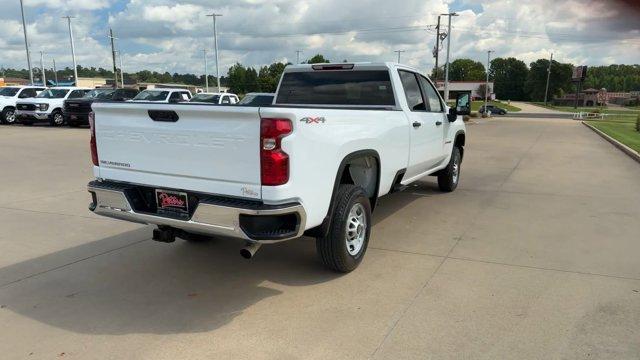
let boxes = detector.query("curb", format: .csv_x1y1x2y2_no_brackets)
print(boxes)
582,121,640,164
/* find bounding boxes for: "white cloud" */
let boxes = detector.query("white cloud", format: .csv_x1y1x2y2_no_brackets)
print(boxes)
1,0,638,76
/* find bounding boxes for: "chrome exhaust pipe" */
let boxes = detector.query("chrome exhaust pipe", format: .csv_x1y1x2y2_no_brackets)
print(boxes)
240,242,262,259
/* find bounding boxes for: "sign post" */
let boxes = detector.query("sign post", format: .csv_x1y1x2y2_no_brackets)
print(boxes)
572,66,588,109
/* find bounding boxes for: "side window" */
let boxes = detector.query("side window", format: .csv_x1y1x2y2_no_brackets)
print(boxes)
68,90,86,99
221,96,231,104
181,92,191,101
230,96,238,104
19,89,36,98
418,76,443,112
169,92,182,102
398,71,425,111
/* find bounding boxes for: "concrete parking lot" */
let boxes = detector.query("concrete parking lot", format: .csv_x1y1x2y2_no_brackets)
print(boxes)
0,118,639,359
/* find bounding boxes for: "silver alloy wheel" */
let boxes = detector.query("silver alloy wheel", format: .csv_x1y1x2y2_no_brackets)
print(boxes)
53,113,64,125
452,155,459,184
5,110,15,124
345,203,366,256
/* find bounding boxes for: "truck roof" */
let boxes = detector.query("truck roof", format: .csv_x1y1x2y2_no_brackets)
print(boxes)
284,62,423,74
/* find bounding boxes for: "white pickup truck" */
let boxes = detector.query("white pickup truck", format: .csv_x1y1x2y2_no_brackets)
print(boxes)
0,86,46,125
88,62,470,272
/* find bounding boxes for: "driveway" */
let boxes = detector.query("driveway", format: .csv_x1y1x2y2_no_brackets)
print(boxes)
0,120,639,359
509,101,566,114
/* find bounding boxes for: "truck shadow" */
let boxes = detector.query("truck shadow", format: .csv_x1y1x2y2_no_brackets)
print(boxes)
0,180,438,336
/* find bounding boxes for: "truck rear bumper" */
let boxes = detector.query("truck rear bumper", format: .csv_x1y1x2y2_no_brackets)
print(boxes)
88,180,306,243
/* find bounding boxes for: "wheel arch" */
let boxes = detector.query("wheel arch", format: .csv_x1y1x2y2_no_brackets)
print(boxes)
304,149,381,238
454,130,465,160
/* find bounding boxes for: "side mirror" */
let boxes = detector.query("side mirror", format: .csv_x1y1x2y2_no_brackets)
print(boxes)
455,92,471,117
447,107,458,122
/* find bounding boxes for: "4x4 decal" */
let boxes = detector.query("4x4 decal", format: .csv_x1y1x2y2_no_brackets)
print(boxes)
300,117,326,124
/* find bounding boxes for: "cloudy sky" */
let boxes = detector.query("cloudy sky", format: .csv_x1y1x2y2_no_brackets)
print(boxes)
1,0,638,76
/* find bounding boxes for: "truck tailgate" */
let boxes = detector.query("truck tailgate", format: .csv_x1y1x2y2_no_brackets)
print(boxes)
92,102,262,199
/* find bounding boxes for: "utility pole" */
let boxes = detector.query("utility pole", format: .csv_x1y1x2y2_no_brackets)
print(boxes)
434,15,441,81
206,13,223,92
202,49,209,92
52,58,58,85
62,16,78,85
543,53,553,106
484,50,494,114
394,50,405,63
296,50,303,64
39,51,46,86
19,0,34,84
441,12,458,102
108,29,119,88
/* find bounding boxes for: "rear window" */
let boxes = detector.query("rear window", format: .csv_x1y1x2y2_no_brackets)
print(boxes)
276,70,395,106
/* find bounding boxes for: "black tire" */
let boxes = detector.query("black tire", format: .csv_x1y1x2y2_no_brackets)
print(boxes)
49,110,65,127
316,184,372,273
438,147,462,192
1,108,16,125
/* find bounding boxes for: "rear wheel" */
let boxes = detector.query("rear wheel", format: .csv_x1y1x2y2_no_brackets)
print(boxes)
1,108,15,125
438,147,461,192
316,184,372,273
49,110,65,127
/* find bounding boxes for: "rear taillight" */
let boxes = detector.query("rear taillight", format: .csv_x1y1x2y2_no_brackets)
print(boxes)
89,111,99,166
260,118,292,186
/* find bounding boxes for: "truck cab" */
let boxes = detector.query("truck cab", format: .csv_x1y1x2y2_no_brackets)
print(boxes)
130,89,192,103
0,86,46,125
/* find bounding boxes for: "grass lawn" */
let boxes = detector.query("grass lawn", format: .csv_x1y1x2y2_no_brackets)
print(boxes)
471,101,521,112
531,102,640,115
587,116,640,153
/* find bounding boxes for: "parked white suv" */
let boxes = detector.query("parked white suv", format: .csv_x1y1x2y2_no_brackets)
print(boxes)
0,86,46,125
130,89,192,103
88,62,470,272
16,87,92,126
190,92,239,105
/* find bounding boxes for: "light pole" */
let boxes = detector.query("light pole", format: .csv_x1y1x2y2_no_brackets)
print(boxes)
52,58,58,85
202,49,209,92
19,0,34,84
296,50,303,64
206,13,223,92
441,12,458,102
118,51,125,87
39,51,46,86
484,50,493,115
433,15,441,81
394,50,405,63
62,16,78,85
108,29,119,88
544,53,553,106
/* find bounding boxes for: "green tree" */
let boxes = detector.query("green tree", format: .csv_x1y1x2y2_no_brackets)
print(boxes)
448,58,486,81
489,57,529,101
524,59,573,102
305,54,330,64
227,63,247,94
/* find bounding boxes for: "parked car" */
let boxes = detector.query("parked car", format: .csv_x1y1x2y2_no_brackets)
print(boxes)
15,87,92,126
478,104,507,115
87,62,469,273
64,88,139,127
238,93,275,106
130,89,192,103
190,92,239,104
0,86,46,125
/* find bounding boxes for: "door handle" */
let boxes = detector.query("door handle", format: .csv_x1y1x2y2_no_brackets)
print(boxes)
435,121,443,126
412,121,422,128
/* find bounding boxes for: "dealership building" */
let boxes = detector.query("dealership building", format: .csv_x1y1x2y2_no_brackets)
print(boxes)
435,81,495,101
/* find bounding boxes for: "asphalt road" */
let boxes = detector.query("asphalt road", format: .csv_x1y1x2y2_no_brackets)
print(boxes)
0,118,639,359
